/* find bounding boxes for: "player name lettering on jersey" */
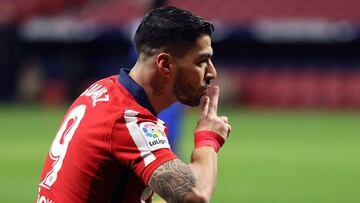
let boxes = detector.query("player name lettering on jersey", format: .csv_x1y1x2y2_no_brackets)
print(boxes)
37,192,54,203
81,83,109,107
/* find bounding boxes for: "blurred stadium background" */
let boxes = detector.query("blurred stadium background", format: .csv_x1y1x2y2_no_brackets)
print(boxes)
0,0,359,202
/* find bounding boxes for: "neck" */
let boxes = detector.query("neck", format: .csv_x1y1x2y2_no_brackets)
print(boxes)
129,59,176,114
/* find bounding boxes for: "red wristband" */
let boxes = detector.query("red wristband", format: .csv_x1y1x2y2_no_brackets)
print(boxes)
194,131,225,153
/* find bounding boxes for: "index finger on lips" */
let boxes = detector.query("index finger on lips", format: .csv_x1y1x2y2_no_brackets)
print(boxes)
207,85,219,117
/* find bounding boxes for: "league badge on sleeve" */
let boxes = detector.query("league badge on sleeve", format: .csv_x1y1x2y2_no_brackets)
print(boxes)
139,122,170,151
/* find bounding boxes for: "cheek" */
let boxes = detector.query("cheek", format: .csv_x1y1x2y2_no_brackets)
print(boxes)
186,70,203,87
188,65,204,79
176,64,205,87
194,69,206,84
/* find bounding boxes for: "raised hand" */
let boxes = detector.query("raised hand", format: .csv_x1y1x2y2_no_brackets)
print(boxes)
195,86,231,141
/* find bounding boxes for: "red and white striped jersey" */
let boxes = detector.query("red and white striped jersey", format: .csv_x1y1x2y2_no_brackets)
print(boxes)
37,69,177,203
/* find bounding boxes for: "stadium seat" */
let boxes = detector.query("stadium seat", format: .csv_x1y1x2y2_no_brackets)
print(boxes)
169,0,360,25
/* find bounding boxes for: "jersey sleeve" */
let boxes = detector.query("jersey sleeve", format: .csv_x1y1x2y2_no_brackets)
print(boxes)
111,109,178,184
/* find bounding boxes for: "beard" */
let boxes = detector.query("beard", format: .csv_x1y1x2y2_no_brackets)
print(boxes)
172,70,206,107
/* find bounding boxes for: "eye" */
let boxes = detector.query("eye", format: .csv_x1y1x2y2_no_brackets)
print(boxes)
198,60,207,67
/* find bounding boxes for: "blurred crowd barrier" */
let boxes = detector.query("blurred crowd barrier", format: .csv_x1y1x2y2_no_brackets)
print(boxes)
0,0,359,109
233,67,360,109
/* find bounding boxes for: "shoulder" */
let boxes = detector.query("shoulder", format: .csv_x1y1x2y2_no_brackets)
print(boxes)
78,75,139,115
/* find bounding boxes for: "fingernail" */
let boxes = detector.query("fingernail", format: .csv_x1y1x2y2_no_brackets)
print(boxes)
203,96,208,104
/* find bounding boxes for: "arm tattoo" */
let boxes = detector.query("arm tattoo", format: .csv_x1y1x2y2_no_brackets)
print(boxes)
148,159,196,203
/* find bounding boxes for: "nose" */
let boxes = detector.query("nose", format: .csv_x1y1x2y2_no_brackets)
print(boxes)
206,60,217,80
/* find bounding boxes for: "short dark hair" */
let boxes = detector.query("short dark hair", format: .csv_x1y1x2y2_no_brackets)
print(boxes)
134,6,214,56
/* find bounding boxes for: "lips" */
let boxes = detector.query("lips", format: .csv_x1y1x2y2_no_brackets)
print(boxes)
201,86,209,95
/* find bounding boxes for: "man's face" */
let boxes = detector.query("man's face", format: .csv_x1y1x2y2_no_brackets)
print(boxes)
172,35,217,106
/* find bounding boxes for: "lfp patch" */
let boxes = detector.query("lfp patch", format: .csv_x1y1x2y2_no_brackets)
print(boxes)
139,122,170,151
141,123,162,138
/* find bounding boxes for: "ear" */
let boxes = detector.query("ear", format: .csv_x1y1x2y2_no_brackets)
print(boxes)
155,53,173,78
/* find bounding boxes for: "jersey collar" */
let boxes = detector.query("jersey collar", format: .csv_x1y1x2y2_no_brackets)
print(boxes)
118,68,157,116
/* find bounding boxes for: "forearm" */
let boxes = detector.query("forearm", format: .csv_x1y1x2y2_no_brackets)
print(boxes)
185,147,218,202
148,147,218,203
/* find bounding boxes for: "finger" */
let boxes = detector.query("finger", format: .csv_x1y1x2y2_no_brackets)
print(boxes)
207,85,219,117
227,124,232,137
220,116,228,123
200,95,209,119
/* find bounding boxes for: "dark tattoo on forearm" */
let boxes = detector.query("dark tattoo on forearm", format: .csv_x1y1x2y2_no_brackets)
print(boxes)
148,159,196,203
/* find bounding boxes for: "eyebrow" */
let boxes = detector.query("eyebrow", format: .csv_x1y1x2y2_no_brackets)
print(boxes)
197,53,212,61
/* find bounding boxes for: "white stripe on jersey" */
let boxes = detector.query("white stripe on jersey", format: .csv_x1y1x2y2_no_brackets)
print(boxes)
156,118,166,132
124,110,156,166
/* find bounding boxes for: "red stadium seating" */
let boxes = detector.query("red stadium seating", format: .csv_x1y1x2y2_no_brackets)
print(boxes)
5,0,360,25
169,0,360,25
79,0,145,26
0,0,89,22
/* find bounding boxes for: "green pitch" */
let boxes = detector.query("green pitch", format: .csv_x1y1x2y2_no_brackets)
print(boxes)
0,105,359,203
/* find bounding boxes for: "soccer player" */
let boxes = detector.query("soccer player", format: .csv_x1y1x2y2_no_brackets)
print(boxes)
37,7,231,203
129,0,185,156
